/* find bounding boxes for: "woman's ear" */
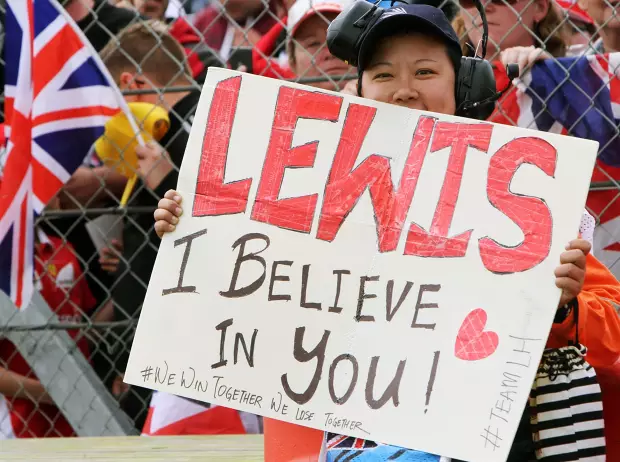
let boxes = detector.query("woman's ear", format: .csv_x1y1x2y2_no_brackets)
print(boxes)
533,0,551,23
119,71,140,103
119,71,137,90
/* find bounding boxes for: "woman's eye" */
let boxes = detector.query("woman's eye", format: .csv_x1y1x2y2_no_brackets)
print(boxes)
373,73,392,79
416,69,435,76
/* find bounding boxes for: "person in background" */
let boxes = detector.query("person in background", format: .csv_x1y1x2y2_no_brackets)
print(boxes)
0,194,101,439
191,0,287,63
556,0,596,54
42,0,141,362
111,0,186,22
453,0,568,60
97,20,198,429
58,0,141,213
61,0,141,205
578,0,620,53
152,4,620,460
112,0,168,20
63,0,140,51
168,0,287,82
450,0,570,130
168,18,227,83
99,20,263,434
247,15,296,80
286,0,356,91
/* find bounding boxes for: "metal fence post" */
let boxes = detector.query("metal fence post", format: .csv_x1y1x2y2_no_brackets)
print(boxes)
0,291,137,437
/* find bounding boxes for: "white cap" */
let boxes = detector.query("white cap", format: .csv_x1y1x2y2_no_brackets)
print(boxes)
287,0,357,37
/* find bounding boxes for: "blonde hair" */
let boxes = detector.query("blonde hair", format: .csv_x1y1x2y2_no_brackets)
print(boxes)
100,20,191,85
452,2,568,57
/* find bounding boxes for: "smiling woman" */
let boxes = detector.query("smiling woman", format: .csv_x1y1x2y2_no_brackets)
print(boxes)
454,0,568,59
360,33,458,114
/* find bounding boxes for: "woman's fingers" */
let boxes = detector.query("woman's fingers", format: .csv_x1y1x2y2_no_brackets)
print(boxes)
154,207,179,225
554,262,585,282
518,48,531,75
155,220,175,239
156,198,183,218
163,189,182,204
155,190,182,238
559,249,587,269
500,46,550,77
555,276,581,297
566,238,592,255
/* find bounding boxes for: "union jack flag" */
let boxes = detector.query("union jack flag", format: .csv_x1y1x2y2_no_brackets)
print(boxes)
0,0,134,308
324,432,447,461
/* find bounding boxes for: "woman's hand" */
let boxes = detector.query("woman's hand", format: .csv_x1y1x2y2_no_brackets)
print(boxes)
555,239,591,308
136,142,174,190
99,239,123,274
154,189,183,239
500,46,552,78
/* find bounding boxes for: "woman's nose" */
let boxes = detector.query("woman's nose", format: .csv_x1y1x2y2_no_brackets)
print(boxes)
315,44,333,63
392,85,419,104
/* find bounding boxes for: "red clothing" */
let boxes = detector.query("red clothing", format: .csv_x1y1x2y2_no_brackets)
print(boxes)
169,18,224,81
141,391,262,436
0,235,96,438
169,19,205,80
192,2,283,52
252,18,295,80
169,12,294,82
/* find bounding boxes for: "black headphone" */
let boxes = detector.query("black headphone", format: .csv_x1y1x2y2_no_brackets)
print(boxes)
326,0,519,120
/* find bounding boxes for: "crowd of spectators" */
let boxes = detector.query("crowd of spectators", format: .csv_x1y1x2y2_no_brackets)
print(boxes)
1,0,619,449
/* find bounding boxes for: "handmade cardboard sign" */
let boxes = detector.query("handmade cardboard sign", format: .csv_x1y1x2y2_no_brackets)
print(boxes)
125,68,598,462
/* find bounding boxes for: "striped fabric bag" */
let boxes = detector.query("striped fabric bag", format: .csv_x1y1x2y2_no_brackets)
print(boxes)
529,304,606,461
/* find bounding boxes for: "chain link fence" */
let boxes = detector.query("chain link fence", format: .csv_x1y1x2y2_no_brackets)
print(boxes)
0,0,619,440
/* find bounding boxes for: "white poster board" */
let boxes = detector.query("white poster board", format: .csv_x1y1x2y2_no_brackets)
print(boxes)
125,68,598,462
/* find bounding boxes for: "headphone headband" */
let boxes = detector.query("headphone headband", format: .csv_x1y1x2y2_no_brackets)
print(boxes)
326,0,514,120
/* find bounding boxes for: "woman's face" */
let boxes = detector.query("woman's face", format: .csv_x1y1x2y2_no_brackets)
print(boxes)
461,0,549,55
291,13,353,91
579,0,620,31
361,33,457,115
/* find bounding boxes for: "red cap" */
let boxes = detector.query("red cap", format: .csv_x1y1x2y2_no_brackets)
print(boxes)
556,0,594,25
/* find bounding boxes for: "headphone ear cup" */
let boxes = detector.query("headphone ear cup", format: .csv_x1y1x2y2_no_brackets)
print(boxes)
326,2,383,67
455,57,473,109
455,57,497,120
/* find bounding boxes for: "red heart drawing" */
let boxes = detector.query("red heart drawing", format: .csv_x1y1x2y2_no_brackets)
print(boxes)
454,308,499,361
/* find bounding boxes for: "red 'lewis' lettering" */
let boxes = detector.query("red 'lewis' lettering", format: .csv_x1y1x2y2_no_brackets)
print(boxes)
480,137,556,274
317,106,435,251
405,122,493,258
251,88,343,233
193,76,251,217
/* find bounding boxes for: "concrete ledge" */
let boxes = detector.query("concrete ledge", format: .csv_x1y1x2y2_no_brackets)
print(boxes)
0,434,265,461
